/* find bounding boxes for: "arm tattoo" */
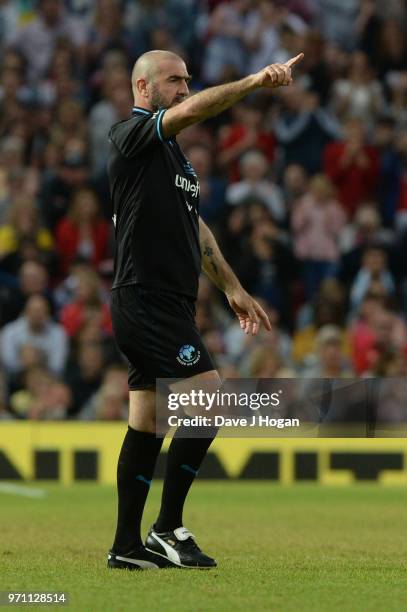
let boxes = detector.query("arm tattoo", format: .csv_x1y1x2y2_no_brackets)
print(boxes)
203,244,218,275
210,261,218,275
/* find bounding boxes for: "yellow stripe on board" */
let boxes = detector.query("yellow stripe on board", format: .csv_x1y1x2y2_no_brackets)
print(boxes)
0,423,406,484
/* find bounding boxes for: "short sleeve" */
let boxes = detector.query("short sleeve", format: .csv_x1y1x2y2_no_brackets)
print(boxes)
108,109,167,158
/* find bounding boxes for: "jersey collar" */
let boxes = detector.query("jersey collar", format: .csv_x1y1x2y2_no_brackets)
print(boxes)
132,106,152,115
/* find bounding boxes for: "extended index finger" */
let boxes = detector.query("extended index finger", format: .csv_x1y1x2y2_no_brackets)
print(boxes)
284,53,304,68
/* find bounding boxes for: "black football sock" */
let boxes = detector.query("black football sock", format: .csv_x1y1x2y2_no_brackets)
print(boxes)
112,426,163,554
154,425,218,533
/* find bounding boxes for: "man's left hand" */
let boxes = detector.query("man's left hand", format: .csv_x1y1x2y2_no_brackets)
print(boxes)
226,287,271,335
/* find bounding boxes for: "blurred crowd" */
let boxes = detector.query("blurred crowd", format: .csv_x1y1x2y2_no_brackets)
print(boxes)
0,0,406,421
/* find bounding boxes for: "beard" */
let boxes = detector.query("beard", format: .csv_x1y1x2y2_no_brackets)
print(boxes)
150,82,185,111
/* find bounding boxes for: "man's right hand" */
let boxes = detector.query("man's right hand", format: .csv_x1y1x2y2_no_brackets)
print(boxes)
161,53,304,139
256,53,304,89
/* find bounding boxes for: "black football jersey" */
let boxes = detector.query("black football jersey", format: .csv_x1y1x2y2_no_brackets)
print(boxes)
107,106,201,298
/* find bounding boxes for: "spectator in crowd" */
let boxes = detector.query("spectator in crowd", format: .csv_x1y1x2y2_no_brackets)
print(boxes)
339,203,395,282
218,203,249,273
349,246,396,312
331,51,384,126
291,174,346,298
371,349,407,379
218,102,275,182
88,48,128,102
293,279,350,367
86,0,140,70
386,68,407,129
0,260,52,326
59,267,112,339
0,57,33,110
243,1,280,75
9,0,87,84
275,85,341,174
340,203,393,255
394,130,407,231
78,365,128,420
36,39,85,108
375,19,407,79
349,291,384,375
300,30,332,105
323,118,380,217
351,301,407,375
282,163,308,210
0,136,25,177
64,342,105,417
9,365,71,420
53,261,92,312
76,316,118,361
88,66,132,175
248,345,295,378
201,0,249,85
302,324,354,378
1,294,68,376
50,98,88,148
40,136,91,229
0,195,54,273
9,166,41,205
238,216,295,321
55,187,109,276
226,150,286,224
373,117,402,226
316,0,360,51
0,1,35,47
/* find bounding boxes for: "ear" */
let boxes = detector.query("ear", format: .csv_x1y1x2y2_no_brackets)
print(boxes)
136,77,149,99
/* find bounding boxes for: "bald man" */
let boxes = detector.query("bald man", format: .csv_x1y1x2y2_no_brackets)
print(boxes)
107,49,303,570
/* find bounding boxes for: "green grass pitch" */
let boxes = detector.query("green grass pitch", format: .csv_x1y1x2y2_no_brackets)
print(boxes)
1,482,407,611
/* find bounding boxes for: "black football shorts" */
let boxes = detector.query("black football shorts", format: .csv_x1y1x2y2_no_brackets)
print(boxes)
110,284,215,390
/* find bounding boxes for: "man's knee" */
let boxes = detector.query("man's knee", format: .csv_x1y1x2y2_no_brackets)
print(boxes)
168,370,221,418
128,390,157,433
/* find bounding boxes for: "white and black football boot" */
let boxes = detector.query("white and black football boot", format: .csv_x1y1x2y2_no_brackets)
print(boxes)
145,526,217,569
107,546,174,570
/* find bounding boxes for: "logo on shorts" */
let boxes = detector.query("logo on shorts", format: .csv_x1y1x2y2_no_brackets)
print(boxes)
177,344,201,366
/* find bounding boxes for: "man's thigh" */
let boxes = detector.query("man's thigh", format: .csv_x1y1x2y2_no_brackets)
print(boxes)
111,285,216,390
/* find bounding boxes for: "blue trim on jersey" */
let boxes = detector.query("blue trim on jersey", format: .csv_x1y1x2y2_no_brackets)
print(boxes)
156,108,166,142
132,106,152,115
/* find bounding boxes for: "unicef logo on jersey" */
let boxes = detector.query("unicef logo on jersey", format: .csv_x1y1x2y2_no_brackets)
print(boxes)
177,344,201,366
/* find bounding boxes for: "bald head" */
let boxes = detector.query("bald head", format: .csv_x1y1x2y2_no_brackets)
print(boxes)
132,50,182,83
131,50,190,112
